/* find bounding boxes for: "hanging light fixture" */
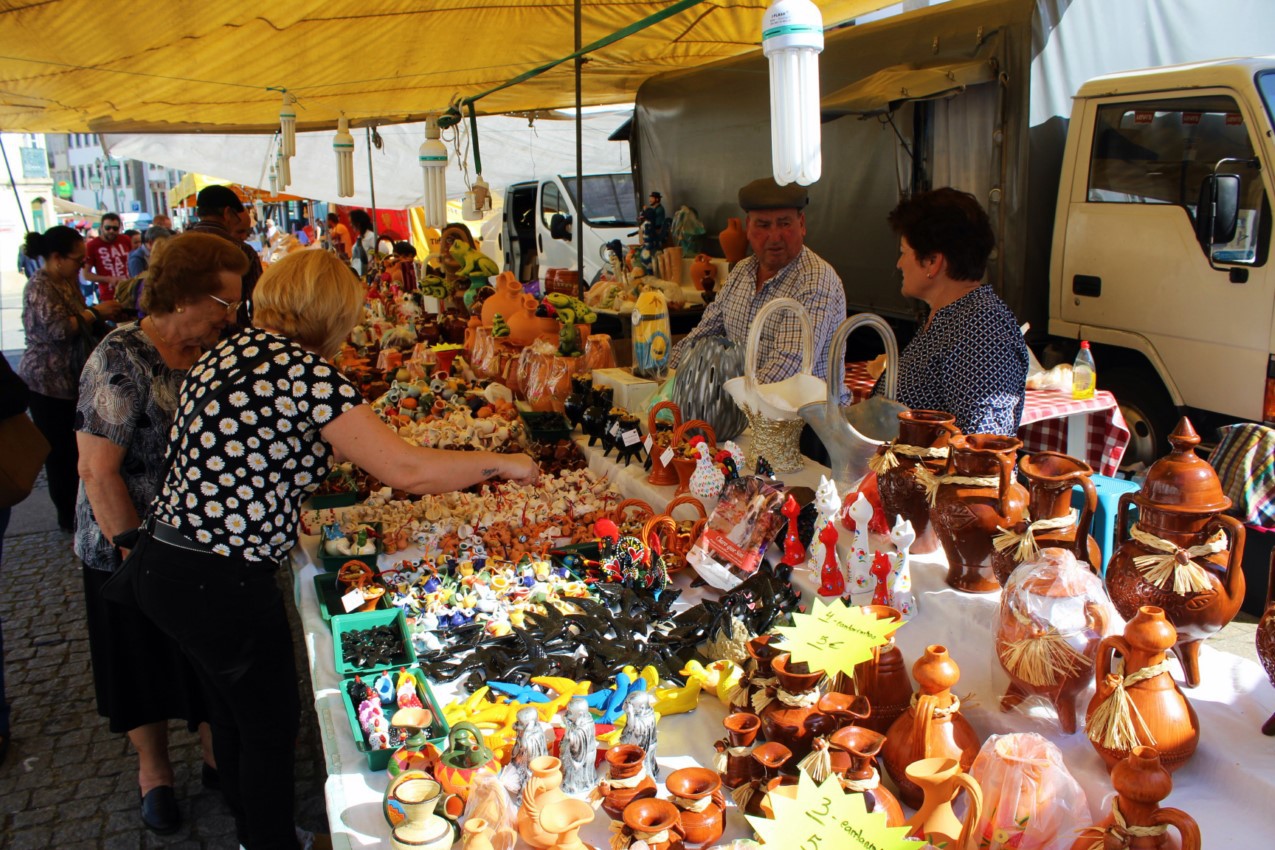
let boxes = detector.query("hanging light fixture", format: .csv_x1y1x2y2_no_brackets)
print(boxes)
276,146,291,190
334,114,355,198
762,0,824,186
279,91,298,157
269,164,278,195
419,114,448,230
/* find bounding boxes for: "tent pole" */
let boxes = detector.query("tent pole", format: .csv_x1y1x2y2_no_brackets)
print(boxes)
366,126,379,245
0,134,32,233
575,0,584,296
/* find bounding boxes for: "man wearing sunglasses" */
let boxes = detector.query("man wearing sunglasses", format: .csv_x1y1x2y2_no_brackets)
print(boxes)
85,212,131,302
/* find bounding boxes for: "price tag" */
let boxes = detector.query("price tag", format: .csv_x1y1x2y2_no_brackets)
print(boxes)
748,772,914,850
608,421,620,437
660,447,675,468
771,597,901,678
643,435,654,453
623,429,640,446
340,588,365,613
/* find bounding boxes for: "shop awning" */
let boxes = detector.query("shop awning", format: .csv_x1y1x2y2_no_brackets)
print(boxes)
52,197,105,221
821,56,1000,116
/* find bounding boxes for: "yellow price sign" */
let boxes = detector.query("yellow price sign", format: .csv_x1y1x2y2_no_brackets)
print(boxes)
771,598,901,678
748,771,915,850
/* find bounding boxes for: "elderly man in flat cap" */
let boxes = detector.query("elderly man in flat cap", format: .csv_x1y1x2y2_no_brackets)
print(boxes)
669,177,845,385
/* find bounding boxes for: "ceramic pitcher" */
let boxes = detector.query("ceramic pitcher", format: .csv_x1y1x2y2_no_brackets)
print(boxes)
991,451,1101,585
1071,746,1201,850
904,757,983,848
872,409,960,555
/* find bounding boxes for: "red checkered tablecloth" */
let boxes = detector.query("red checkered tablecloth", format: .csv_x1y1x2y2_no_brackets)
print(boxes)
844,362,1130,476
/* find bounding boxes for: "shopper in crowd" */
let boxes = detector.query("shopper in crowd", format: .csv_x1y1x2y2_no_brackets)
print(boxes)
132,249,538,850
883,187,1028,434
390,241,418,292
189,185,262,325
125,228,142,251
75,233,241,833
0,353,29,766
127,225,170,278
326,211,352,259
152,212,173,230
348,208,375,277
19,226,124,530
668,177,846,385
84,212,132,302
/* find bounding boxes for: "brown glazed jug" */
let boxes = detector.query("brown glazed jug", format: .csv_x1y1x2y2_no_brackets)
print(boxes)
1260,550,1275,735
1104,418,1245,688
1071,746,1201,850
828,724,905,826
1086,606,1199,773
992,451,1101,585
930,434,1029,593
718,218,747,265
872,409,960,555
664,767,725,848
882,644,981,809
841,604,913,734
757,653,831,766
713,712,761,789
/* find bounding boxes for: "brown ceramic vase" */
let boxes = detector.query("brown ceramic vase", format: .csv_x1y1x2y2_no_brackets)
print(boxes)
932,434,1029,593
758,653,831,767
882,644,981,809
714,712,761,789
598,744,657,821
1260,550,1275,736
1070,746,1201,850
1086,606,1199,772
618,798,685,850
731,634,781,715
828,724,905,826
875,409,959,555
664,768,725,848
992,451,1101,585
1104,419,1245,688
843,605,913,734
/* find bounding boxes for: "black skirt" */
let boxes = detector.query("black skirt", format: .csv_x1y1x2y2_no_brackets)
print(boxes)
82,564,205,734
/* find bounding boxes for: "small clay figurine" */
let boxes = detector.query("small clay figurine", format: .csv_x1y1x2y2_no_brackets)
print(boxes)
780,494,805,567
870,551,893,606
817,522,845,597
560,697,599,795
396,668,424,710
807,475,841,575
846,492,874,592
374,670,397,706
888,517,917,620
619,689,659,779
501,706,548,794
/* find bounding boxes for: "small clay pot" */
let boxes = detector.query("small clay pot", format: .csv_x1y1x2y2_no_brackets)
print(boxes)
620,798,685,850
665,767,724,848
598,744,657,821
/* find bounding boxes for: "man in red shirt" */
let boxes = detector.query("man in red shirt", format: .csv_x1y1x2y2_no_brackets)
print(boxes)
84,212,131,301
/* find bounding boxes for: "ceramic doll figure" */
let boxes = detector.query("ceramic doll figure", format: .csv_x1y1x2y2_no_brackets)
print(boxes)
560,697,599,795
870,551,893,606
808,476,842,575
501,706,548,794
888,517,918,620
396,669,425,710
619,690,660,779
846,492,874,592
780,494,805,567
817,522,845,597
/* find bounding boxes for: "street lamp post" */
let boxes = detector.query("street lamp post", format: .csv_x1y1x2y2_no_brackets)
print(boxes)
104,158,123,213
88,166,103,210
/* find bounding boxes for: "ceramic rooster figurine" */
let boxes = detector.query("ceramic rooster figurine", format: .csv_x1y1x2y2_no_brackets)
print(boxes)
817,522,845,597
690,441,727,501
780,494,805,567
888,516,917,620
869,551,893,606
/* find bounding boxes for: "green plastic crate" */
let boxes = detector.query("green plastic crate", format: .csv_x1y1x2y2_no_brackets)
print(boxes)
331,607,416,677
313,571,388,622
340,668,450,771
308,491,358,509
316,522,382,572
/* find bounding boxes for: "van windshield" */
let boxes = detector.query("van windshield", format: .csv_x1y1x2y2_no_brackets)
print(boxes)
560,173,638,227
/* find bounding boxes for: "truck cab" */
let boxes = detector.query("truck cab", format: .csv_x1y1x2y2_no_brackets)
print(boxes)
482,172,638,286
1048,58,1275,463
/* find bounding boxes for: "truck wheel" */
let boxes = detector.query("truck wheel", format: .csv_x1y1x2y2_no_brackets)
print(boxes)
1101,366,1177,470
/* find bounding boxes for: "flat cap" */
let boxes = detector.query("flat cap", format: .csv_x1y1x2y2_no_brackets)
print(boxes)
738,177,808,211
195,184,245,212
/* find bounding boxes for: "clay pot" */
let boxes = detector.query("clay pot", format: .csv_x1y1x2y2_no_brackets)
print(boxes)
904,757,983,849
690,253,717,291
1104,419,1246,688
758,653,832,766
563,375,592,431
1260,550,1275,736
1070,746,1201,850
828,724,905,826
882,644,981,809
481,272,526,329
598,744,657,821
1086,605,1199,772
995,548,1110,734
932,433,1029,593
992,451,1102,585
619,798,685,850
506,294,560,346
518,756,568,850
718,218,748,265
844,604,913,734
875,409,959,555
665,767,725,848
538,797,596,850
714,712,761,789
460,819,495,850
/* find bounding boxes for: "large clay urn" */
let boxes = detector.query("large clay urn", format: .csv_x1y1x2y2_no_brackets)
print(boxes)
844,604,914,734
480,272,527,329
930,434,1029,593
992,451,1101,585
758,653,832,766
713,712,761,789
828,724,905,826
617,798,686,850
718,218,748,265
731,634,781,715
518,756,568,850
664,767,725,848
1259,550,1275,735
882,644,981,809
1071,746,1201,850
1104,418,1245,687
1086,606,1199,772
506,293,560,346
873,409,959,555
597,744,657,821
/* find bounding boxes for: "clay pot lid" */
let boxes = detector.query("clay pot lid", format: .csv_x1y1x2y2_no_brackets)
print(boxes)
1134,418,1231,514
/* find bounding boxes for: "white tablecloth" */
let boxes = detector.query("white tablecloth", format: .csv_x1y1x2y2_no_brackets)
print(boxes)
293,434,1275,848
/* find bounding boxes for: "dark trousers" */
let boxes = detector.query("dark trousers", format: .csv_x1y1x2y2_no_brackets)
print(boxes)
26,392,79,530
134,533,300,850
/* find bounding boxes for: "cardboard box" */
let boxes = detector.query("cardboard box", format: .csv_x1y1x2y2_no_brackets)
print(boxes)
591,367,673,419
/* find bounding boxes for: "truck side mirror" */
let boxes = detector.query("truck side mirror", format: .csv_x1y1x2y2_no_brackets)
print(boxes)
550,213,572,241
1195,173,1240,250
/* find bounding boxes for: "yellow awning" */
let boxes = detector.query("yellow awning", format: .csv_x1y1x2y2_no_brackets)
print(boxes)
167,173,229,208
0,1,895,133
822,57,999,116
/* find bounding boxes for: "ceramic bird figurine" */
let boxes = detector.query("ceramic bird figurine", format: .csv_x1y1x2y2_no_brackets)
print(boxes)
845,492,874,592
807,475,841,575
888,516,917,620
653,670,706,716
817,522,845,597
781,493,805,567
690,441,726,501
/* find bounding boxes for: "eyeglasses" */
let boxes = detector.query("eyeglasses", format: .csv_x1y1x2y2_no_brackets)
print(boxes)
207,293,242,315
102,226,120,232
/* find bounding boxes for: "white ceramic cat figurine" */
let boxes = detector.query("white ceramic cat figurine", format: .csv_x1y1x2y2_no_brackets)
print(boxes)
845,492,874,592
807,475,841,575
888,516,917,620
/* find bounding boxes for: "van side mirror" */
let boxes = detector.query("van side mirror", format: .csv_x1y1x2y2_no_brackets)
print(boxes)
550,213,572,241
1195,173,1240,250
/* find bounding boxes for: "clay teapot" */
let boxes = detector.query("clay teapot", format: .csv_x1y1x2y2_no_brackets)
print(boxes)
828,724,905,826
1259,549,1275,735
871,409,960,555
1071,746,1201,850
928,433,1029,593
1086,605,1199,772
882,644,981,809
992,451,1101,585
1105,418,1245,687
664,767,725,848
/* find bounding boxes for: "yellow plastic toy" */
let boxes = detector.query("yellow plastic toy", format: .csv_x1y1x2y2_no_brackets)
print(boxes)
653,670,706,717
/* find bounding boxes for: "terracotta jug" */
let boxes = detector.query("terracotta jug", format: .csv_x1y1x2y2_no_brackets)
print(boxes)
1104,419,1245,688
996,547,1111,734
714,712,761,789
616,798,686,850
930,433,1029,593
461,818,496,850
690,253,717,291
518,756,568,850
390,776,455,850
506,293,560,346
1260,550,1275,735
537,797,596,850
718,218,748,264
597,743,658,821
1071,746,1201,850
844,604,914,734
882,644,981,809
873,409,960,555
739,741,792,817
481,272,526,329
665,767,725,848
757,653,832,766
992,451,1101,585
828,724,905,826
730,634,781,715
904,757,983,849
1086,606,1199,772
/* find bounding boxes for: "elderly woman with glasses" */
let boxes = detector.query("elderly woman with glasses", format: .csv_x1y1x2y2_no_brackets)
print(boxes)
75,232,247,834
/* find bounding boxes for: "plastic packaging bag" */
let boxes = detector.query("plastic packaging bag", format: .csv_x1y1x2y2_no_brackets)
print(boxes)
459,771,517,850
968,733,1089,850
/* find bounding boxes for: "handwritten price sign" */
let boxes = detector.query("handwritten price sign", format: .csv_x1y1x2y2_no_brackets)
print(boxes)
771,597,901,678
748,772,914,850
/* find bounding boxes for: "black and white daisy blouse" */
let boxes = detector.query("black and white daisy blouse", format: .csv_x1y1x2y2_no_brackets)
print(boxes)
150,328,362,563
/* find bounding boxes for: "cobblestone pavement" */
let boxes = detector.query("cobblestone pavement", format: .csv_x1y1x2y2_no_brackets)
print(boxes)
0,481,328,850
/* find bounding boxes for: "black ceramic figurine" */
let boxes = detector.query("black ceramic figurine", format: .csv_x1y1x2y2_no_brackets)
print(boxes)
582,385,614,447
564,375,592,431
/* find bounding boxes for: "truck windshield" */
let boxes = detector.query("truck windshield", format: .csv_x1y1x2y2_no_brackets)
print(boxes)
561,173,638,227
1259,69,1275,128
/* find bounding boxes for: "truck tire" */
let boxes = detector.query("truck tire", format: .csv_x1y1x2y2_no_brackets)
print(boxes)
1101,365,1178,470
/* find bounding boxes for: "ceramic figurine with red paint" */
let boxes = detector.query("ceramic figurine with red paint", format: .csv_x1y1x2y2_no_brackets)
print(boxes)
888,517,917,620
846,492,874,592
781,494,805,567
817,522,846,597
807,475,841,576
870,551,893,606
